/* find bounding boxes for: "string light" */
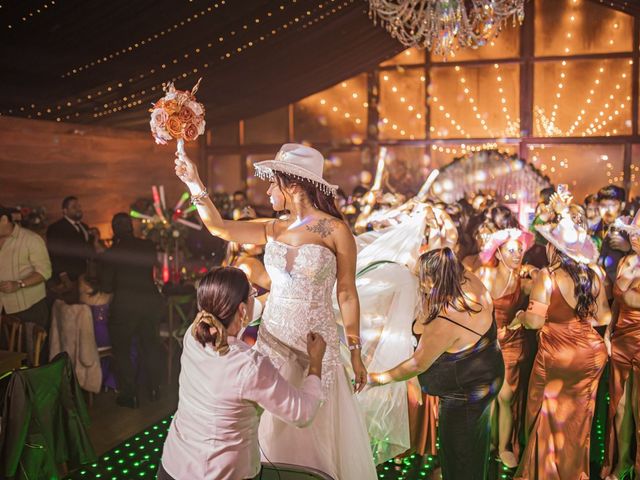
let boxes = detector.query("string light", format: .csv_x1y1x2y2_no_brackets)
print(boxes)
38,0,350,121
6,0,56,30
61,0,230,78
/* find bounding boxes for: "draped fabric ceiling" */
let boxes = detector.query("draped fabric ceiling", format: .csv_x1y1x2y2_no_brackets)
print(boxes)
0,0,636,130
0,0,402,129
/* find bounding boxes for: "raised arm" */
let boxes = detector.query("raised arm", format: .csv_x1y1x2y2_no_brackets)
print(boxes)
174,151,270,244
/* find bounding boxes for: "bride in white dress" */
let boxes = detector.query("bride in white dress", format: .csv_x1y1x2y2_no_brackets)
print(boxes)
175,143,377,479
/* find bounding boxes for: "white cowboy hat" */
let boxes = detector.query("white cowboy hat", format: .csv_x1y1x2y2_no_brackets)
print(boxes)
253,143,339,197
536,216,599,265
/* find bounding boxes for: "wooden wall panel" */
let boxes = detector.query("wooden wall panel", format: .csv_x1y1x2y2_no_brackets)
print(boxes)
0,116,201,236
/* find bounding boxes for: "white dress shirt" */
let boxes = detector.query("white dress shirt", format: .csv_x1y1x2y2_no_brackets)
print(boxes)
161,325,322,480
0,225,52,314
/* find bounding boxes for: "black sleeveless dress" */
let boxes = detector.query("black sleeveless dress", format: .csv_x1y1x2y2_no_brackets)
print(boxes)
418,316,505,480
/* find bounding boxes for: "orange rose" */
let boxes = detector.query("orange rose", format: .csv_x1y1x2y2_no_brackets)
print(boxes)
178,106,194,123
183,122,199,141
164,99,180,115
166,114,183,139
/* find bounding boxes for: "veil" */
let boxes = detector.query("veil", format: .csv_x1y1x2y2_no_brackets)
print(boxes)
335,202,457,463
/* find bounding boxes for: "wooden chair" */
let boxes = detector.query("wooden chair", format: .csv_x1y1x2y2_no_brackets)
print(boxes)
2,316,23,353
31,325,48,368
88,345,113,407
161,293,196,384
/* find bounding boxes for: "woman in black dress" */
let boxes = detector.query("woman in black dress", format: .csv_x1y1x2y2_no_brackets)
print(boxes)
368,247,504,479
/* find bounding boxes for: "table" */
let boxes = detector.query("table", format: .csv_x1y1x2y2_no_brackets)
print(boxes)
0,350,26,377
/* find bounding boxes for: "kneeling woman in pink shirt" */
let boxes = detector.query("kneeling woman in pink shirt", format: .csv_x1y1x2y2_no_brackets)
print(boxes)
160,267,325,480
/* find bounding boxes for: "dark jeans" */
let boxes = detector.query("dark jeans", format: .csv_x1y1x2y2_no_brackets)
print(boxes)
11,298,50,330
10,298,50,364
109,297,163,397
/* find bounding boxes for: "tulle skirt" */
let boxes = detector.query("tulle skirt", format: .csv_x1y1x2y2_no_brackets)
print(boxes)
258,355,377,480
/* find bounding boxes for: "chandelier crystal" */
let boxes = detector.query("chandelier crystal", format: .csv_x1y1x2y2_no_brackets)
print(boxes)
368,0,526,57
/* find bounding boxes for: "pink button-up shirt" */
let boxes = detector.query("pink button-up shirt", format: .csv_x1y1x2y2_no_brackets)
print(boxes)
161,326,322,479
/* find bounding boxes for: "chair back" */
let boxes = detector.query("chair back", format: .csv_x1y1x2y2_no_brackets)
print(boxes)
259,463,335,480
1,316,23,353
32,325,48,368
0,352,96,478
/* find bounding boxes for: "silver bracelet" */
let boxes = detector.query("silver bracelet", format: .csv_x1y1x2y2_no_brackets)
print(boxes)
348,344,361,351
190,188,209,206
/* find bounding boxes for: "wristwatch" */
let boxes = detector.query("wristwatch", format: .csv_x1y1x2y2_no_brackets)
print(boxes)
17,280,26,289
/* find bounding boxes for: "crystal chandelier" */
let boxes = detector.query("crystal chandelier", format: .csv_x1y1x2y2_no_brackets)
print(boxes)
368,0,526,57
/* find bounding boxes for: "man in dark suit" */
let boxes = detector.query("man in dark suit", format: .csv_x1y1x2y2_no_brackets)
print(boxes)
46,196,93,285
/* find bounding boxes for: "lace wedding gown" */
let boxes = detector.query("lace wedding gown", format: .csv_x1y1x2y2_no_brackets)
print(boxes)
255,240,377,480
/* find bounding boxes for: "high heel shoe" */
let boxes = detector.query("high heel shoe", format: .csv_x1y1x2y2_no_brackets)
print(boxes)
498,450,518,469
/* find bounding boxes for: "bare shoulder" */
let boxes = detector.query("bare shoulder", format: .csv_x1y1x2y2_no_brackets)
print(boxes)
305,215,348,240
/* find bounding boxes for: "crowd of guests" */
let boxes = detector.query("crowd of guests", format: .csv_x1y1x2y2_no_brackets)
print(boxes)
181,179,640,479
3,176,640,478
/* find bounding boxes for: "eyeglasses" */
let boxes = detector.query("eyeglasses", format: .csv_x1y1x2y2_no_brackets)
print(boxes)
248,287,258,299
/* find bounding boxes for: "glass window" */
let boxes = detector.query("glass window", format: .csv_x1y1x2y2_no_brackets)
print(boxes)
535,0,633,56
322,150,368,195
429,63,519,139
527,143,625,201
378,146,430,197
208,154,243,193
294,75,367,144
382,48,425,66
244,107,288,144
431,21,520,62
533,58,632,137
210,122,238,146
378,68,426,140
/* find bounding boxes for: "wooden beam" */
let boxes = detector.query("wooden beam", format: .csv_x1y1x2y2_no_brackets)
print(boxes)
624,142,632,201
519,0,535,162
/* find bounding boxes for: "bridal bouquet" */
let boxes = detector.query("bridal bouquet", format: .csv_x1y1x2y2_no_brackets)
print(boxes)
149,78,205,148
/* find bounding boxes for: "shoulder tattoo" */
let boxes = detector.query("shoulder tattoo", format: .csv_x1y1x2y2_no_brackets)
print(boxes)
306,218,339,239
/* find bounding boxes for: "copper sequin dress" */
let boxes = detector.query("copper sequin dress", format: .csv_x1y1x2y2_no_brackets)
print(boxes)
493,278,530,457
601,284,640,477
515,273,607,480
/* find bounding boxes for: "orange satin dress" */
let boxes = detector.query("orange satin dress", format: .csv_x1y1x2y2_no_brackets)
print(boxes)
602,284,640,477
493,278,530,458
515,274,607,480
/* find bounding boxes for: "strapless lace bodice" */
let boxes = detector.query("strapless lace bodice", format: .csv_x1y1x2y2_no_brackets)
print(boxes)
255,240,341,394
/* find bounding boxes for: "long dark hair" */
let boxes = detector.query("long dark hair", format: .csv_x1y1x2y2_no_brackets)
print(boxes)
419,247,482,324
273,171,343,220
194,267,251,347
549,248,600,320
111,212,134,245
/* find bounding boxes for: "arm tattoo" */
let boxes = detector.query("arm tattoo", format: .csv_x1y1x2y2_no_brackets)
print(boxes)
306,218,338,239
